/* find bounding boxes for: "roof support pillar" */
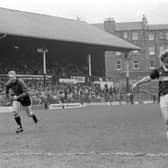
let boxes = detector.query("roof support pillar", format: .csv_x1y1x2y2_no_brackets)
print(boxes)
125,51,130,93
37,48,48,87
88,53,92,84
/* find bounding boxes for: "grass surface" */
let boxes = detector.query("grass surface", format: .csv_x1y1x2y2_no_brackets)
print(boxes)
0,104,168,167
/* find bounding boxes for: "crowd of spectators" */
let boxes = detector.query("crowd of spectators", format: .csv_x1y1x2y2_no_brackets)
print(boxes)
0,60,158,107
27,80,158,107
0,75,128,107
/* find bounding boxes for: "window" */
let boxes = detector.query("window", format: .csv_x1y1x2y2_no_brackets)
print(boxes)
149,57,155,69
116,60,121,70
166,32,168,40
159,32,164,40
123,32,128,39
148,33,154,41
115,51,121,56
132,32,138,40
133,60,139,69
149,46,155,55
165,44,168,50
164,44,168,50
160,45,165,55
105,51,114,56
132,50,138,55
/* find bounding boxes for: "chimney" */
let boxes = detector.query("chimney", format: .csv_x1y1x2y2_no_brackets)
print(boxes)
142,14,148,30
104,18,116,33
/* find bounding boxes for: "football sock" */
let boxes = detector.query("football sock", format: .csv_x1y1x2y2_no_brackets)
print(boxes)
14,116,22,128
165,120,168,130
31,114,38,123
166,120,168,126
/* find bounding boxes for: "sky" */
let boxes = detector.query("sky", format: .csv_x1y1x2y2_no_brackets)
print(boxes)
0,0,168,24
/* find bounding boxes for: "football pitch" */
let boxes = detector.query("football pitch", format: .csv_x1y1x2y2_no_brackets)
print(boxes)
0,103,168,167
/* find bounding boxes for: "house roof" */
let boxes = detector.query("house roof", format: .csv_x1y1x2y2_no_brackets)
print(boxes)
116,22,143,31
0,7,139,51
147,24,168,30
93,22,143,31
93,21,168,31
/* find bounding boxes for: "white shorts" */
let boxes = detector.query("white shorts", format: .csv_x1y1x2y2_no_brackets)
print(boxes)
160,94,168,121
12,100,33,116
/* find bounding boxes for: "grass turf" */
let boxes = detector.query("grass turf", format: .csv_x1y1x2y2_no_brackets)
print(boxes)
0,103,168,167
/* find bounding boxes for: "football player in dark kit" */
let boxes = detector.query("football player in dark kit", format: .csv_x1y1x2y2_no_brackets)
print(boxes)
5,71,38,133
132,49,168,139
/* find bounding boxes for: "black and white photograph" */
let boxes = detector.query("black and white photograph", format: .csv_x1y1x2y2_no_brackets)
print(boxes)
0,0,168,167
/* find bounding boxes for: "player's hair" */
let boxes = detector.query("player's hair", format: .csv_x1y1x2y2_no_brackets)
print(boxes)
8,70,16,78
160,49,168,62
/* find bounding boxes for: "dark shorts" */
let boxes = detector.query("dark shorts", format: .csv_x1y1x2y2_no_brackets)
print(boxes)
18,95,31,106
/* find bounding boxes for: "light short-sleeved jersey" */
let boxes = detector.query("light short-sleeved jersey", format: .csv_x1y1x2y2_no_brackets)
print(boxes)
150,66,168,96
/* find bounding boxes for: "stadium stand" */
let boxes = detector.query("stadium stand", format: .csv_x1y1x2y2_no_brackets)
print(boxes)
0,57,159,108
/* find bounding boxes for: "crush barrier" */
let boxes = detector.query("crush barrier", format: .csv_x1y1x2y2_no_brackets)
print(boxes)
0,100,156,113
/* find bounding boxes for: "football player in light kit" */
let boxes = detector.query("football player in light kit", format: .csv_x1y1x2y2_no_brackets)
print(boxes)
132,49,168,139
5,71,38,133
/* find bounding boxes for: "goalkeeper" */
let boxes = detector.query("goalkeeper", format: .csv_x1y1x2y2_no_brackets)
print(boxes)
5,70,38,133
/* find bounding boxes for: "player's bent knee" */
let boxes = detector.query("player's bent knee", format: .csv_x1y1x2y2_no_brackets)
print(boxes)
26,110,33,117
27,113,33,117
165,120,168,126
13,111,19,118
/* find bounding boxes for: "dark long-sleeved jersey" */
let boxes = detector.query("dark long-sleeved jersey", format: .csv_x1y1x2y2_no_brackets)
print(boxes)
5,78,28,99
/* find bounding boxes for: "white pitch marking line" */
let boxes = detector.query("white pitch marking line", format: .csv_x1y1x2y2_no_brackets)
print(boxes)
1,152,168,158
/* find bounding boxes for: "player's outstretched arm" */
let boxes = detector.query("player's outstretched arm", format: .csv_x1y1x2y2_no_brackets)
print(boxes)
132,76,152,91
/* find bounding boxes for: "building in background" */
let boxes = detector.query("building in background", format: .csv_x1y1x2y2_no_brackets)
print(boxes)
93,15,168,85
